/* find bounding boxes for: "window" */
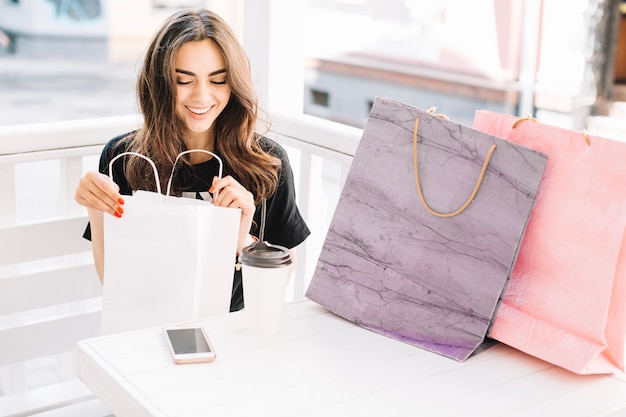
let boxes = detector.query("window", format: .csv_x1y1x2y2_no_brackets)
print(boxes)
46,0,101,20
311,89,329,107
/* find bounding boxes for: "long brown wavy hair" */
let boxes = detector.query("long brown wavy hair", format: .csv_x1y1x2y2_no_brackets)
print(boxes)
123,8,280,205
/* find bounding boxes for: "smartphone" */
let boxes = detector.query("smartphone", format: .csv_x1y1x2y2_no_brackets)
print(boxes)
163,326,216,364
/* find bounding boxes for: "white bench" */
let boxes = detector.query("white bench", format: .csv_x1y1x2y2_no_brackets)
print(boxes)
0,117,141,417
0,216,111,416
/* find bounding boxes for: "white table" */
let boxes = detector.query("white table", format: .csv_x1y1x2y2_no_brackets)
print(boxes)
76,300,626,417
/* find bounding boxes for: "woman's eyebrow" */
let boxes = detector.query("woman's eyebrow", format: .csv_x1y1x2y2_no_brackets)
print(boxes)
175,68,227,76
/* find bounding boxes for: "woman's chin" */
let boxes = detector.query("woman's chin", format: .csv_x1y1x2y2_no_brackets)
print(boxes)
184,119,214,134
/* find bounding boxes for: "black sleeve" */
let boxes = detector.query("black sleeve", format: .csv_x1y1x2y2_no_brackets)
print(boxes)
252,139,311,249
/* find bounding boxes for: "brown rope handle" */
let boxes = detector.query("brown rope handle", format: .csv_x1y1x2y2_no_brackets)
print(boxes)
512,113,537,128
582,129,591,146
513,113,591,146
413,118,497,218
426,106,450,120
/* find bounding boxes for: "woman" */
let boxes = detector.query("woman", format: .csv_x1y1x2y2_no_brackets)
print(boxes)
75,8,310,312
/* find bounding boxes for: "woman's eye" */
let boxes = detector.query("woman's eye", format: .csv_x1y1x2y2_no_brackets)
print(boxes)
212,80,227,85
176,79,192,85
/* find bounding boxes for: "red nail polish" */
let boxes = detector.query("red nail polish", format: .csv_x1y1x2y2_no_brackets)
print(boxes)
113,211,122,218
116,206,124,215
209,186,215,193
118,198,125,205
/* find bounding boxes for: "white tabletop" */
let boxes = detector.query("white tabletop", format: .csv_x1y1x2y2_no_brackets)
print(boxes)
76,300,626,417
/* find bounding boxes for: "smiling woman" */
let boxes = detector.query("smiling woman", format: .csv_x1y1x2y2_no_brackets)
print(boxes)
173,39,231,151
74,8,310,312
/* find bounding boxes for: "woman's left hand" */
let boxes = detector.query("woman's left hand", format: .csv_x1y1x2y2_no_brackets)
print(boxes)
210,176,256,252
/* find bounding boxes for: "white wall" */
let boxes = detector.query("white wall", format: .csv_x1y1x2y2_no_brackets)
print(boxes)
108,0,242,62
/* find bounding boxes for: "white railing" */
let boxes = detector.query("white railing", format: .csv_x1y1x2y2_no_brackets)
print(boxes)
266,112,361,297
0,112,361,414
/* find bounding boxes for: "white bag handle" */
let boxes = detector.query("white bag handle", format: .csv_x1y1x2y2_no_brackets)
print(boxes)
166,150,223,199
108,152,162,195
108,149,223,200
110,150,270,243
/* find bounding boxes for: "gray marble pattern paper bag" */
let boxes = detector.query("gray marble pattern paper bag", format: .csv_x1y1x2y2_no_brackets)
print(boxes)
306,97,548,361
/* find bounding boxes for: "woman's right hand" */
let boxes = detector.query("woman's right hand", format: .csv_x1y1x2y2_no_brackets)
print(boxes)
75,171,125,218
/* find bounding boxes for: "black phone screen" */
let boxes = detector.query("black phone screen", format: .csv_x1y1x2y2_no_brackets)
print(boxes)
166,328,212,355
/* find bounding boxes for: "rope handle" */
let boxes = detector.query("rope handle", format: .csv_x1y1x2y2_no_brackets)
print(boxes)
512,113,537,128
512,114,591,146
412,118,497,218
582,129,591,146
426,106,449,120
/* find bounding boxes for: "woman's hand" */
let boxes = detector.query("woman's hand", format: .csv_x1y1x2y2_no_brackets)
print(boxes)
210,175,256,252
75,171,125,218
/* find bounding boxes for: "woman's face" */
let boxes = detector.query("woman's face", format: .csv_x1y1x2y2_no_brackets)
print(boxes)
173,39,232,138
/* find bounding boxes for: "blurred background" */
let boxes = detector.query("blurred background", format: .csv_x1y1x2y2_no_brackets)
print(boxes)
1,0,625,133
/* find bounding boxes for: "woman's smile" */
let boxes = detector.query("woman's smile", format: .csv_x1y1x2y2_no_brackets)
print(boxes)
186,105,214,117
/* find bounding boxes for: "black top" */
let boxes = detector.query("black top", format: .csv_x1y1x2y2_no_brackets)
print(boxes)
83,132,311,311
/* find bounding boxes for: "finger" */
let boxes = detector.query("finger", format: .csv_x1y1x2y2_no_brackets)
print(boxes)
212,184,237,207
210,175,246,194
75,186,121,217
210,176,238,204
213,185,254,213
75,172,125,217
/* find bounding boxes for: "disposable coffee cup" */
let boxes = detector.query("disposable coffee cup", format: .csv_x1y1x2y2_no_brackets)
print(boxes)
240,241,292,335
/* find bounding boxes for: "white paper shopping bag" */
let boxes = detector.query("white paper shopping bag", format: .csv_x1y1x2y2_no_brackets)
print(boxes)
101,151,240,334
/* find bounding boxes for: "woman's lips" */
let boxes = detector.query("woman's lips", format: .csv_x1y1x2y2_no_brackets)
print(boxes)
186,105,213,116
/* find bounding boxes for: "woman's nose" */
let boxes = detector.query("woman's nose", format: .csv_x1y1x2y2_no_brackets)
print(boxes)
191,81,214,101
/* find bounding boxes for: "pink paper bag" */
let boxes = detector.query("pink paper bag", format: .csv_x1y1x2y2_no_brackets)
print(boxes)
473,110,626,375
